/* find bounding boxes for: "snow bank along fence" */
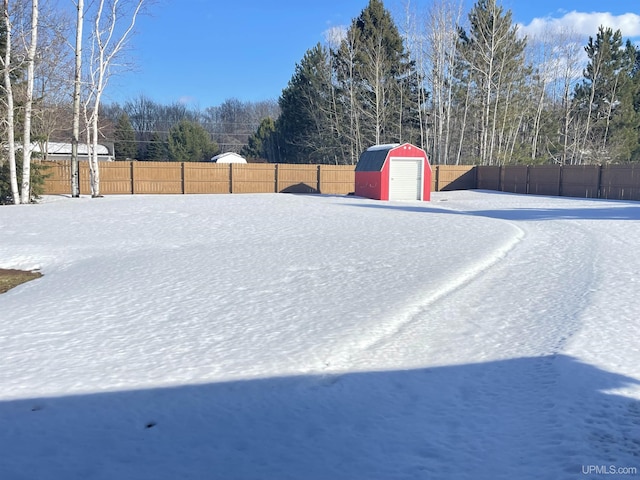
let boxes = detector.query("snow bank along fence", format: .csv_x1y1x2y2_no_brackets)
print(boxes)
40,162,477,196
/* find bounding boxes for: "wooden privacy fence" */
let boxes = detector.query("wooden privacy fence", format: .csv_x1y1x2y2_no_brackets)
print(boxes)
41,161,476,196
477,164,640,201
432,165,477,192
40,161,640,201
41,162,357,196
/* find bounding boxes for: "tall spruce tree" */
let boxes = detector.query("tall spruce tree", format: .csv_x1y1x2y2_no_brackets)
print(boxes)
333,0,421,162
276,43,338,163
113,112,137,160
273,0,420,164
145,132,169,161
242,117,278,161
168,120,219,162
573,27,640,163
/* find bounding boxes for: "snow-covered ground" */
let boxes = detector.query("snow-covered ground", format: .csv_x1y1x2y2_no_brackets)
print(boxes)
1,190,639,480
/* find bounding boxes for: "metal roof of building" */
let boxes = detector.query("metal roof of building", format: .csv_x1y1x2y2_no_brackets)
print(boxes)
355,144,400,172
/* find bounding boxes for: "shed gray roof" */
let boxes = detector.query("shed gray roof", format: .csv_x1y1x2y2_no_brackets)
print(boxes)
355,144,400,172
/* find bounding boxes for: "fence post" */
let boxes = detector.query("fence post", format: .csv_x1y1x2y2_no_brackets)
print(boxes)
317,165,321,193
229,164,233,194
274,164,279,193
130,161,135,195
597,164,603,199
181,162,185,194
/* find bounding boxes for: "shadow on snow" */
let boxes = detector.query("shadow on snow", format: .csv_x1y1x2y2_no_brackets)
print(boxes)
339,192,640,221
1,355,638,480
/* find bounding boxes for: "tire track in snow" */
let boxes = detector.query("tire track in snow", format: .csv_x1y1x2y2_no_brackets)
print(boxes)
325,212,600,373
323,218,526,372
444,219,601,359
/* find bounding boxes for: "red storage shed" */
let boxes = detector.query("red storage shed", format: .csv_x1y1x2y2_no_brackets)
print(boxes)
355,143,431,201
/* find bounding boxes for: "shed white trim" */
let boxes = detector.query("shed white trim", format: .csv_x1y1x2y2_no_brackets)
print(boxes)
389,157,423,201
366,143,401,152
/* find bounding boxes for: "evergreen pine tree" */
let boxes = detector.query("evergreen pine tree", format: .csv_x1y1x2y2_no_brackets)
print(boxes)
113,113,137,160
167,120,219,162
333,0,421,160
273,0,420,164
145,132,169,161
573,27,640,163
241,117,278,161
276,43,338,163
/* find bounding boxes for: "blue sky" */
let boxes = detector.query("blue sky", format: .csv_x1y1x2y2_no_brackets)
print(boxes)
104,0,640,109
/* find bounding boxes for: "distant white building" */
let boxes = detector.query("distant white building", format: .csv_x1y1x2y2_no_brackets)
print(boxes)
33,142,114,162
210,152,247,164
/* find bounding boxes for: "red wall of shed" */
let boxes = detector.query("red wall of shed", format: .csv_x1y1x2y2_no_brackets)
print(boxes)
355,171,383,200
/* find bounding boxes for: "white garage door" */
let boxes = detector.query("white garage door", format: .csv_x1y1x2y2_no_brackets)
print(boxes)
389,158,422,200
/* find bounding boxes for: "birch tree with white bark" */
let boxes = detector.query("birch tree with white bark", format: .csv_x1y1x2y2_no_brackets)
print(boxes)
424,0,464,164
333,0,420,157
83,0,145,197
333,27,363,164
1,0,19,204
70,0,83,197
525,26,582,164
1,0,39,204
18,0,37,203
456,0,527,165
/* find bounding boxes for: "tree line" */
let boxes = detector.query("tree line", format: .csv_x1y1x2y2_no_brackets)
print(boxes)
104,0,640,167
102,96,280,162
2,0,640,203
254,0,640,165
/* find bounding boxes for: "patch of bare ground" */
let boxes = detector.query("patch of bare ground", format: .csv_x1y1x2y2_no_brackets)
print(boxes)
0,269,43,294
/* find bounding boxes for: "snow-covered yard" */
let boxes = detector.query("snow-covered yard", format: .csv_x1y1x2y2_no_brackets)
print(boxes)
0,191,639,479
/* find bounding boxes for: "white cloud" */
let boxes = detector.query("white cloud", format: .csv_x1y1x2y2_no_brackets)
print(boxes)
178,96,197,105
518,11,640,39
323,25,347,49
